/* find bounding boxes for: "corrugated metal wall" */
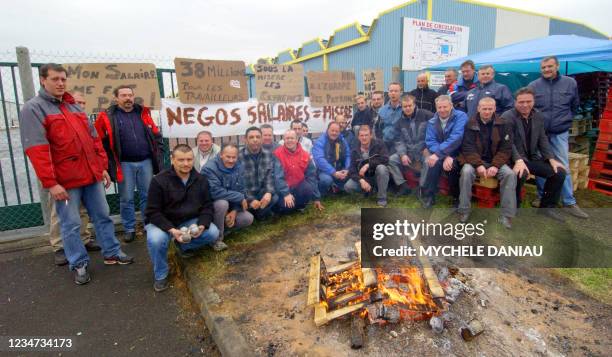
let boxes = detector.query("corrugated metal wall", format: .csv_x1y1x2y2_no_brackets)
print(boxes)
549,19,607,39
278,0,607,96
327,1,428,92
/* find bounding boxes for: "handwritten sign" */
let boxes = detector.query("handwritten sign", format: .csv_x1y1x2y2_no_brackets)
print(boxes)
160,98,352,138
306,71,356,107
254,64,304,103
174,58,248,104
362,69,383,101
65,63,160,114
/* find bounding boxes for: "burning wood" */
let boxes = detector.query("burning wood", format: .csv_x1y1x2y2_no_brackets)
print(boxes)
308,243,446,328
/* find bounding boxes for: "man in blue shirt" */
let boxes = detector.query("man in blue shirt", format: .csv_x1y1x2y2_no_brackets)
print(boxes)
528,56,588,219
379,82,403,152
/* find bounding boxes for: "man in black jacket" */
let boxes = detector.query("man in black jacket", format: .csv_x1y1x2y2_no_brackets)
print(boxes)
388,95,433,196
409,73,438,112
144,144,220,292
344,125,390,207
352,94,375,135
502,87,566,221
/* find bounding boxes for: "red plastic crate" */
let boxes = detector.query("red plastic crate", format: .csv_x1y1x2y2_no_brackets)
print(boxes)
595,141,612,152
593,150,612,163
599,120,612,134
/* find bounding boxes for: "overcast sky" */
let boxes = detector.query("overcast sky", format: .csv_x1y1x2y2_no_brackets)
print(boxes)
1,0,609,64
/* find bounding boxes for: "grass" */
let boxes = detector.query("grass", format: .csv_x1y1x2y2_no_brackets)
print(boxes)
186,185,612,304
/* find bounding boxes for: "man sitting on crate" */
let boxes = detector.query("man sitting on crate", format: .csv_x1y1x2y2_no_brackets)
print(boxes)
344,125,391,207
388,94,433,196
457,97,516,228
419,95,468,209
502,87,566,221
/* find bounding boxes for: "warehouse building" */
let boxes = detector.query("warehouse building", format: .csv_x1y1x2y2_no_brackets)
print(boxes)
251,0,608,92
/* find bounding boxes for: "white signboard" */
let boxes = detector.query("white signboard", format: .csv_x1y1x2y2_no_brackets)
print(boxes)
402,18,470,71
429,72,446,89
160,98,352,138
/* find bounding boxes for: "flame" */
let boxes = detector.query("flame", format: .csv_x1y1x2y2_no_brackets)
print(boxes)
376,267,437,311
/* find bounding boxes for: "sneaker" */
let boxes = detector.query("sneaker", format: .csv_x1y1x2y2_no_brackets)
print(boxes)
562,204,589,219
123,232,136,243
74,264,91,285
104,253,134,265
213,240,228,252
396,182,412,196
537,208,564,222
84,241,101,252
498,216,512,230
531,198,541,208
54,249,68,266
153,277,169,292
458,212,470,223
376,199,387,207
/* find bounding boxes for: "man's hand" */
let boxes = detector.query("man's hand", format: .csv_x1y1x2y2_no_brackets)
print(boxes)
314,201,324,211
241,199,248,211
249,199,261,210
476,165,488,178
427,154,439,168
259,193,272,209
486,166,498,178
102,170,112,189
225,210,237,228
359,179,372,192
549,159,565,173
359,163,370,177
442,156,454,171
513,159,529,177
191,225,205,238
284,194,295,208
169,228,184,243
401,155,411,166
334,170,348,180
49,184,69,201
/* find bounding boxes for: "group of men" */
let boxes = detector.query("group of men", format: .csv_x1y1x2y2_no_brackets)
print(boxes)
20,56,588,292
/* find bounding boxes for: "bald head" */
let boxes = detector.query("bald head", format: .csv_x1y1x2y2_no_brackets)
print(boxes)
416,73,428,89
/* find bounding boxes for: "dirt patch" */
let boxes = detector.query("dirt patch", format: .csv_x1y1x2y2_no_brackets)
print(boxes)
208,213,611,356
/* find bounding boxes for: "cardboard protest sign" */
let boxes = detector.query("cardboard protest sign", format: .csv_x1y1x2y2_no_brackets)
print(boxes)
174,58,248,104
306,71,356,107
65,63,160,114
254,64,304,103
362,69,383,101
160,97,352,138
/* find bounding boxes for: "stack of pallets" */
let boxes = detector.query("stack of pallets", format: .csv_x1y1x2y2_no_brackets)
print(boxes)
588,88,612,196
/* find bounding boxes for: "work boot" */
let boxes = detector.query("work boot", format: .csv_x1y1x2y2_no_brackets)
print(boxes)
537,208,564,222
531,198,541,208
498,216,512,229
74,264,91,285
104,252,135,265
84,241,101,252
420,195,434,209
154,277,169,292
54,249,68,266
396,182,412,196
213,240,228,252
123,232,136,243
563,204,589,219
376,199,388,207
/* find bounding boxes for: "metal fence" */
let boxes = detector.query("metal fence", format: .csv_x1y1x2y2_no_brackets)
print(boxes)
0,59,254,238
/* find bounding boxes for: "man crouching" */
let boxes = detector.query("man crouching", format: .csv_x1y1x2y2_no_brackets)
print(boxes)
144,144,220,292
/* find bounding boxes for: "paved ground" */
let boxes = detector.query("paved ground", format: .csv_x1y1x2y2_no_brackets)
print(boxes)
0,235,219,356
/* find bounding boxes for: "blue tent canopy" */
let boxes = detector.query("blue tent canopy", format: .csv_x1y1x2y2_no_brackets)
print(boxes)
427,35,612,74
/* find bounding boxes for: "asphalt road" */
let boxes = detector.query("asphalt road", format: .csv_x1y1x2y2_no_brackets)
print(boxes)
0,236,219,356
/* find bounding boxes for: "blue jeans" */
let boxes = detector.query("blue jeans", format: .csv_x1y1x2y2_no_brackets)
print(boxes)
274,180,315,214
55,181,122,270
146,219,219,281
118,159,153,232
318,172,347,196
536,131,575,205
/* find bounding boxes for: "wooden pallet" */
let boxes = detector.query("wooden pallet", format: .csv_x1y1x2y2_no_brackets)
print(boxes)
588,178,612,196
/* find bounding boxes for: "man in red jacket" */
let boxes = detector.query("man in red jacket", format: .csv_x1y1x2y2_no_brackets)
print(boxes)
20,63,133,285
95,85,163,243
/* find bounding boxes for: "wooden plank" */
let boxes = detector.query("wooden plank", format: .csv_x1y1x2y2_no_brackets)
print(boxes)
307,255,321,306
314,302,367,327
327,261,358,275
411,241,446,299
355,242,378,287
